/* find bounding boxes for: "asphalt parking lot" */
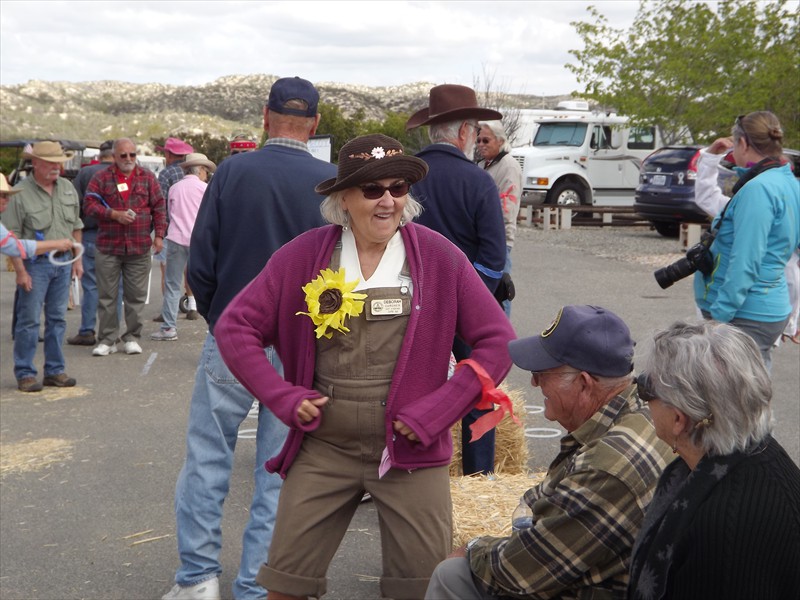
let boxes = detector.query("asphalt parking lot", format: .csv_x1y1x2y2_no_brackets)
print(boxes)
1,224,798,599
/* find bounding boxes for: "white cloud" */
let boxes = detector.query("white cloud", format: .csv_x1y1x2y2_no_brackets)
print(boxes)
0,0,642,94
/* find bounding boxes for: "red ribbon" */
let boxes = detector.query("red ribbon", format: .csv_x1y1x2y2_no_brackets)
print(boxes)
456,358,521,442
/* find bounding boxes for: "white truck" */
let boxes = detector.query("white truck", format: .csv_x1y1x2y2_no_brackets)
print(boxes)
511,109,664,206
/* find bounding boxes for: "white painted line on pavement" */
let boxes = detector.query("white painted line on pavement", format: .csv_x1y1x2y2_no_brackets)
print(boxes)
142,352,158,376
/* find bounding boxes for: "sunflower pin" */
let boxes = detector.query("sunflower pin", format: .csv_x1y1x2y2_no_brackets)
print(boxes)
297,267,368,339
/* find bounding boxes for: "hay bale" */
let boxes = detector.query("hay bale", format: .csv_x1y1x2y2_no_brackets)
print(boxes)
450,471,546,547
450,383,528,476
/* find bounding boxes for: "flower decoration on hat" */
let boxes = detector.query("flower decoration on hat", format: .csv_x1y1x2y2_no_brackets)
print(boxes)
349,147,403,162
296,268,367,339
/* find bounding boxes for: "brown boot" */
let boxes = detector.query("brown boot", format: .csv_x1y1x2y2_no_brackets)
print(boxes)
17,377,43,393
67,331,96,346
43,373,77,387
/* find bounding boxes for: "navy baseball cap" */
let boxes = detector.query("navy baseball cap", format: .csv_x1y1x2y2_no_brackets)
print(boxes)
508,305,634,377
267,76,319,117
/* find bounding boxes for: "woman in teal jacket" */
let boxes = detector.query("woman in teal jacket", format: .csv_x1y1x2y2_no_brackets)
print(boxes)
694,111,800,368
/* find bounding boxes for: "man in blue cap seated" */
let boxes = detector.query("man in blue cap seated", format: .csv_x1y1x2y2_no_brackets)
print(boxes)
426,305,672,600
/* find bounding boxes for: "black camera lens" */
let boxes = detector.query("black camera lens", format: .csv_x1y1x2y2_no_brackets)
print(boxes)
654,257,697,289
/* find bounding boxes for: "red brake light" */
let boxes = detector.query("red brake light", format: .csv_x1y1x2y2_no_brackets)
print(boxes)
688,150,700,173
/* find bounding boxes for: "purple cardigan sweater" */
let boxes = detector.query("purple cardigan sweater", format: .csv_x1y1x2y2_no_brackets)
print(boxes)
215,222,516,476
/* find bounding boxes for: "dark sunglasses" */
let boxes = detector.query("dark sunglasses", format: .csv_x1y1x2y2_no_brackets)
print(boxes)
118,152,137,159
359,181,409,200
476,137,493,145
636,373,658,402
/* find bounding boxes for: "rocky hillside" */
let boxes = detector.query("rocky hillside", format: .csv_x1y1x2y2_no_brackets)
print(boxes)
0,74,575,145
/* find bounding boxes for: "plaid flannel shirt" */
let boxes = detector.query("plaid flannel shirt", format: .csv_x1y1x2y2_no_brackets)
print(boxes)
469,386,672,600
84,165,166,256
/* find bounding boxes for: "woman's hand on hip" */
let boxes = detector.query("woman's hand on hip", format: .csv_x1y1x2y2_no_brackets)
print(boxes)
297,396,329,424
393,420,419,442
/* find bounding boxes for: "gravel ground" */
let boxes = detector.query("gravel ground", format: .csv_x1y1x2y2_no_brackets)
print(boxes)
516,223,686,269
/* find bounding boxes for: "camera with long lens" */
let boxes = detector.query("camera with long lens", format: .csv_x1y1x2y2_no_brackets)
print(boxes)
654,230,716,289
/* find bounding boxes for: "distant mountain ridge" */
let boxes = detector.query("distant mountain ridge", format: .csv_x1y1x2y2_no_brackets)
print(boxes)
0,74,575,145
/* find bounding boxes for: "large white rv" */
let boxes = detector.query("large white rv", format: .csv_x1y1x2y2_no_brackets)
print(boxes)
511,110,664,206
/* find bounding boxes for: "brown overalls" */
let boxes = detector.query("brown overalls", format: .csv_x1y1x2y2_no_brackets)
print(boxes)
259,248,452,600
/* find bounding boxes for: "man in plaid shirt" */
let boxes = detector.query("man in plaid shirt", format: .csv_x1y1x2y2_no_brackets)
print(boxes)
84,138,166,356
426,305,672,600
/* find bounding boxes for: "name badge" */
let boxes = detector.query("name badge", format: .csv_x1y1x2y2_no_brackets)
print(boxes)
117,182,129,192
371,298,403,316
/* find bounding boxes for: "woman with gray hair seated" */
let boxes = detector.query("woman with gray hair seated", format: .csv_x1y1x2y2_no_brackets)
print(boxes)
629,320,800,600
477,120,521,315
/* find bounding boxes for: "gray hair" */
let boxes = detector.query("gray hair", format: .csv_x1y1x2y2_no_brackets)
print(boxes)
643,320,773,456
320,189,423,226
187,165,205,177
478,120,512,153
112,138,135,152
429,119,474,144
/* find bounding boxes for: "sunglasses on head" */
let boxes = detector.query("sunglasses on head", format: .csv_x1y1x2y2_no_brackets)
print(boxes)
636,373,658,402
476,137,493,145
359,181,409,200
118,152,137,159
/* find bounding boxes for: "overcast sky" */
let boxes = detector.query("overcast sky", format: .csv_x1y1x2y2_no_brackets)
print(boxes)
0,0,644,96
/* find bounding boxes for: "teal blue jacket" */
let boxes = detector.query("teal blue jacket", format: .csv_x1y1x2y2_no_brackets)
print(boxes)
695,163,800,322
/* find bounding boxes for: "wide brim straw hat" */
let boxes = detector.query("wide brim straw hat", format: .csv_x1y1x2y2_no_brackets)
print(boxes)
0,173,21,195
22,140,74,163
180,153,217,173
315,133,428,196
406,84,503,130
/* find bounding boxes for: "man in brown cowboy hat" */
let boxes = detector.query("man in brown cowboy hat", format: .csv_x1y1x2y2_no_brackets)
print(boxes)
406,84,508,475
3,141,84,392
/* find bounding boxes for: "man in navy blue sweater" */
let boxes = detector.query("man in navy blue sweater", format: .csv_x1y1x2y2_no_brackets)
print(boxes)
406,84,507,476
163,77,336,600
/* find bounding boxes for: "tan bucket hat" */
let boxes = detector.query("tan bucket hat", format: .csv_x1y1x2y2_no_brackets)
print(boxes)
180,153,217,173
22,141,74,163
0,173,21,195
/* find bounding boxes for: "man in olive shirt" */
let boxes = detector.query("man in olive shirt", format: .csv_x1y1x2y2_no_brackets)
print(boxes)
4,141,83,392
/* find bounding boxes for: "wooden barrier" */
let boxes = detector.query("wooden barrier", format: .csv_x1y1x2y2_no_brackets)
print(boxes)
519,196,643,230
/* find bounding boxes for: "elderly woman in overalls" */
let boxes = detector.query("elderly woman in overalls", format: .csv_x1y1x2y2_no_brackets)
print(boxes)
215,134,516,600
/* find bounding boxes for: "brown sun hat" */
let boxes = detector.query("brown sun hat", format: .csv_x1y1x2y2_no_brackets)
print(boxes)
0,173,21,195
22,141,74,163
405,84,503,130
315,134,428,196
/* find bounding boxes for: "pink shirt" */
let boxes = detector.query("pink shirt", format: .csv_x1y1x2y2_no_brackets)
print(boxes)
167,174,206,246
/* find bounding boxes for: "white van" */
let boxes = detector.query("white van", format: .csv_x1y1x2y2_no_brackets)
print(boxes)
511,111,664,206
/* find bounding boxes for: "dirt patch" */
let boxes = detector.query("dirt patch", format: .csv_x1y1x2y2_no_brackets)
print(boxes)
0,438,74,478
1,386,90,404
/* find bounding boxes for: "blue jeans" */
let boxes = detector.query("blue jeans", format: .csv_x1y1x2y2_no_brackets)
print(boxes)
160,241,189,330
174,333,288,600
13,257,71,379
79,231,98,335
502,246,512,317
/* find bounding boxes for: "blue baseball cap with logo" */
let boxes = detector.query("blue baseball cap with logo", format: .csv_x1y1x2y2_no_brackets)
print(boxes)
267,76,319,117
508,305,634,377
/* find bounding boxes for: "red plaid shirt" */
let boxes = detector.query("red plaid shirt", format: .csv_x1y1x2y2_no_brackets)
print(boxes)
84,165,167,256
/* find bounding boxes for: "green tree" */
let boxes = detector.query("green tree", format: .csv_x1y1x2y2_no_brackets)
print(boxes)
567,0,799,147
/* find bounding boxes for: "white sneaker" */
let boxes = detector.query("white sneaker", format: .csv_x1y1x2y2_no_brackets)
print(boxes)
151,328,178,341
162,577,220,600
92,343,117,356
123,340,143,354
